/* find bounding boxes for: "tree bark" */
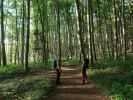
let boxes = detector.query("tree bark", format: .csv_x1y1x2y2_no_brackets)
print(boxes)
21,0,25,65
25,0,31,72
75,0,86,60
1,0,7,66
88,0,94,66
121,0,126,60
56,0,62,68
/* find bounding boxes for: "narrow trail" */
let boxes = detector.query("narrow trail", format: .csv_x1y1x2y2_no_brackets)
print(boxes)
46,65,106,100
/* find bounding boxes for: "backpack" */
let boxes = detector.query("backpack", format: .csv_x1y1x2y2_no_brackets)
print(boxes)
53,60,57,69
83,59,89,69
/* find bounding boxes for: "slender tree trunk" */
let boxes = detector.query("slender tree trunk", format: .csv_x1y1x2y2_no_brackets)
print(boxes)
56,0,62,68
88,0,94,66
91,5,97,62
96,0,104,57
66,7,73,58
25,0,31,72
37,0,47,64
121,0,126,60
21,0,25,65
113,0,119,59
10,33,13,64
15,0,19,64
1,0,7,66
0,44,1,65
75,0,86,60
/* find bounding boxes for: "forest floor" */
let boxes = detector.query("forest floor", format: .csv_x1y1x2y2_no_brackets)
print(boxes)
0,66,53,100
45,65,106,100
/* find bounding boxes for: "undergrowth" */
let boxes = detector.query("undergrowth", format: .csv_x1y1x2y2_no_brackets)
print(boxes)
89,56,133,100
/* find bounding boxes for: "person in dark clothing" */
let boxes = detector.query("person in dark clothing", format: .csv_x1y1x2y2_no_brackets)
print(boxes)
53,59,61,84
82,58,89,84
56,67,61,84
53,59,58,69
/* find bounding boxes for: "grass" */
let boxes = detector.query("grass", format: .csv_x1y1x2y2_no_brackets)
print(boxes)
95,55,133,70
0,61,54,100
89,56,133,100
63,58,81,65
0,75,54,100
0,60,53,78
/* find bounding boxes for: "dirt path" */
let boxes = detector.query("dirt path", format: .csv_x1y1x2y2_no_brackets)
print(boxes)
46,65,106,100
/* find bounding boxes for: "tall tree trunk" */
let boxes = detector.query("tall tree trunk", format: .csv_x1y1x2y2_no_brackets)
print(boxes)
121,0,126,60
90,3,97,62
75,0,86,60
25,0,31,72
37,0,47,64
113,0,119,59
96,0,104,57
1,0,7,66
21,0,25,65
0,44,1,65
15,0,19,64
45,0,49,64
56,0,62,68
10,32,13,64
66,7,73,58
88,0,94,66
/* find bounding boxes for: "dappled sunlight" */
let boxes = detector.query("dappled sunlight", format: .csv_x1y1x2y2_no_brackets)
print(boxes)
47,65,106,100
0,73,52,100
58,84,95,89
61,67,79,71
47,93,104,100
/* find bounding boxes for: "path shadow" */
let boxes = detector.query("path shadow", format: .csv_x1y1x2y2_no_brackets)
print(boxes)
46,65,106,100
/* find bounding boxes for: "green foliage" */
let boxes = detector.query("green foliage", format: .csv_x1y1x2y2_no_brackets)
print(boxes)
90,56,133,100
95,56,133,71
63,58,81,65
0,65,24,77
0,60,53,80
0,76,53,100
59,0,74,9
90,65,133,100
29,59,53,70
0,62,54,100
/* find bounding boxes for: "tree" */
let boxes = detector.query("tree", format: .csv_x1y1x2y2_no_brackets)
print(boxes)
56,0,62,68
121,0,126,60
1,0,7,66
14,0,19,64
88,0,94,66
21,0,25,65
0,44,1,65
0,0,132,68
75,0,86,60
25,0,31,72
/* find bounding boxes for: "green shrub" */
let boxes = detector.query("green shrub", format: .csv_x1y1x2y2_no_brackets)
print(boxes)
90,66,133,100
63,58,80,65
0,76,54,100
95,56,133,71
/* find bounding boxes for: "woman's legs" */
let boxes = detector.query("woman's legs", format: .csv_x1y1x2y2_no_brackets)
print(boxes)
82,71,85,84
82,70,87,84
85,72,88,82
56,69,61,84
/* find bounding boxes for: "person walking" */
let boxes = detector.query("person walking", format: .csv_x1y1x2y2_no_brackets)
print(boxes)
53,58,61,84
82,58,89,84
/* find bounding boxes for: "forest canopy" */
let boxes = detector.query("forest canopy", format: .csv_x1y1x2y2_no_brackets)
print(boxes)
0,0,133,69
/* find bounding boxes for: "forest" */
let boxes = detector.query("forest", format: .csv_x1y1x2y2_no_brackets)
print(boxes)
0,0,133,100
